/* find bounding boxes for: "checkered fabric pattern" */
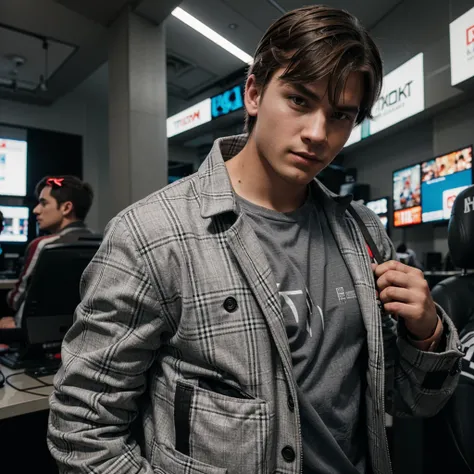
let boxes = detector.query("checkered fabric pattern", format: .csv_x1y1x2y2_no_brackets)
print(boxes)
48,135,463,474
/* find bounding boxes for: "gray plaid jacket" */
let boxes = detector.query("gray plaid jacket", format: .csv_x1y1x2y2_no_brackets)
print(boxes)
48,135,463,474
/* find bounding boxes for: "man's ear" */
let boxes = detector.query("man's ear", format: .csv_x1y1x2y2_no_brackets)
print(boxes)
244,74,261,119
61,201,74,218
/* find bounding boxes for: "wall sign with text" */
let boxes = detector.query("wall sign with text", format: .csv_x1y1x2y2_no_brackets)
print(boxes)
211,84,244,119
450,5,474,86
167,98,212,138
344,53,425,148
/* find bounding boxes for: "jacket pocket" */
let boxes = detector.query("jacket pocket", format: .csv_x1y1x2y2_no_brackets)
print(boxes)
173,379,270,474
198,376,254,400
153,442,227,474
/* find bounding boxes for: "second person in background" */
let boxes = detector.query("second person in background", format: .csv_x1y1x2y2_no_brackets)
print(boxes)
4,176,94,328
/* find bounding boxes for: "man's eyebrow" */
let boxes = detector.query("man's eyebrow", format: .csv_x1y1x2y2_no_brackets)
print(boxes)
335,103,360,114
289,82,320,102
288,82,360,115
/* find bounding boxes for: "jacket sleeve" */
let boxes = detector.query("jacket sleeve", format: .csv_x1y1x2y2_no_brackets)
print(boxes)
378,229,464,418
47,216,170,473
454,325,474,467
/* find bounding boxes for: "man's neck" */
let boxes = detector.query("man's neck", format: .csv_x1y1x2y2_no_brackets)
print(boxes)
225,136,308,213
55,218,82,234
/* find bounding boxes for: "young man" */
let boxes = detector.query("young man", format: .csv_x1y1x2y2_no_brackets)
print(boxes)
5,176,94,326
48,6,463,474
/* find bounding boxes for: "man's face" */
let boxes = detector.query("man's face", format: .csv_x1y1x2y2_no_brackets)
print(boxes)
33,186,66,232
245,69,364,187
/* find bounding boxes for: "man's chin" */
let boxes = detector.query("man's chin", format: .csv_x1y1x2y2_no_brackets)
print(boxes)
280,171,318,188
291,164,326,183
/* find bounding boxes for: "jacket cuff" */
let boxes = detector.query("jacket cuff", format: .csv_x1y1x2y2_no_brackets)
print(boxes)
398,303,463,374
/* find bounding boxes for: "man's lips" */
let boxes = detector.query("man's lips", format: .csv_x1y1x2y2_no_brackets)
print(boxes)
291,151,323,162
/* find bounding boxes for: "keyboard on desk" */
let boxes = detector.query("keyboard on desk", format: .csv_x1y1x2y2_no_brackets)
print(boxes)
0,271,18,279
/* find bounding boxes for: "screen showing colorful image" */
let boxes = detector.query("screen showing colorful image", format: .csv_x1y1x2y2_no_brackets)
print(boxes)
421,146,473,222
0,205,29,243
393,164,422,227
0,138,28,197
366,197,388,229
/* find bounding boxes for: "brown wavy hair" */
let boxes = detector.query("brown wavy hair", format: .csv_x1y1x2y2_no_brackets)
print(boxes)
245,5,383,134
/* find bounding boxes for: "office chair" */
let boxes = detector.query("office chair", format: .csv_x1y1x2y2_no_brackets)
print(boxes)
77,233,103,242
0,241,100,370
424,252,443,272
424,185,474,474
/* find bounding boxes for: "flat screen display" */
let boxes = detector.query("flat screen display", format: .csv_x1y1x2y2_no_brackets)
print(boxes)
211,84,244,119
0,205,29,243
0,138,27,197
421,146,473,223
393,164,422,227
366,197,389,229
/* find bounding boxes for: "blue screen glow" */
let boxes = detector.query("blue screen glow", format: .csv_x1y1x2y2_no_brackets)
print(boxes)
421,146,473,222
211,85,244,119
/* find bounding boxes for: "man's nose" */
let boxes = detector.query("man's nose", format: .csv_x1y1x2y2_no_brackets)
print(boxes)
301,110,328,145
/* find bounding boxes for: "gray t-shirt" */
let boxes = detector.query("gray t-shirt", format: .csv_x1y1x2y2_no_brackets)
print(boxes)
238,192,367,474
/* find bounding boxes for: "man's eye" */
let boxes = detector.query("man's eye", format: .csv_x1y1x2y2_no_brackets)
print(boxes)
289,96,307,107
333,111,352,121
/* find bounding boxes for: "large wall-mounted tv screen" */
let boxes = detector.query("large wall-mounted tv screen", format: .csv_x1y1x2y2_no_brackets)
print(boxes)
0,205,29,243
366,197,389,229
0,138,27,197
393,164,422,227
421,146,472,223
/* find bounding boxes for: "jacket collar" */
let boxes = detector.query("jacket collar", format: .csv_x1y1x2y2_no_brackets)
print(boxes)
198,134,353,219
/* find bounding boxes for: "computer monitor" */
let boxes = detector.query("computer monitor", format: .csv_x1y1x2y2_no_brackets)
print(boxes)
0,138,28,197
393,164,422,227
366,197,389,229
421,145,473,223
0,205,29,243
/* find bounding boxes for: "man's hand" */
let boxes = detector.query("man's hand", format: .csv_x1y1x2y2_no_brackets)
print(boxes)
373,260,438,340
0,317,16,329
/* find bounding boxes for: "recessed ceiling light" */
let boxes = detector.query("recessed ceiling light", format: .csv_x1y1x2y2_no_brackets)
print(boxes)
171,7,253,65
228,23,238,30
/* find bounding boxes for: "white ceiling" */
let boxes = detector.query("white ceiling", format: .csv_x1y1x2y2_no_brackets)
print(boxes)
0,0,182,103
0,25,75,91
0,0,403,127
0,0,124,103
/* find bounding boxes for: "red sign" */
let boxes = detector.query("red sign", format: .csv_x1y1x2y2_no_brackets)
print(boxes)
394,206,422,227
467,25,474,45
174,110,201,129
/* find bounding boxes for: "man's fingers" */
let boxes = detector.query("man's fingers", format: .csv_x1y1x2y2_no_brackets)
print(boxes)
376,270,411,291
383,301,419,319
374,260,423,278
379,286,412,305
0,317,16,329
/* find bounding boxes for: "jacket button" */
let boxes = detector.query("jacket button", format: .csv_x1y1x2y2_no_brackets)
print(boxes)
450,359,462,376
223,297,238,312
281,446,295,463
287,395,295,412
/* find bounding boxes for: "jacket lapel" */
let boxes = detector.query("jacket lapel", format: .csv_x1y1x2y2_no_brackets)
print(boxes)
225,214,294,377
197,134,294,378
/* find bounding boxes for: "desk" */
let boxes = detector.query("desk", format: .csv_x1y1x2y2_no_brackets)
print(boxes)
0,364,53,420
0,364,57,473
0,279,17,290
